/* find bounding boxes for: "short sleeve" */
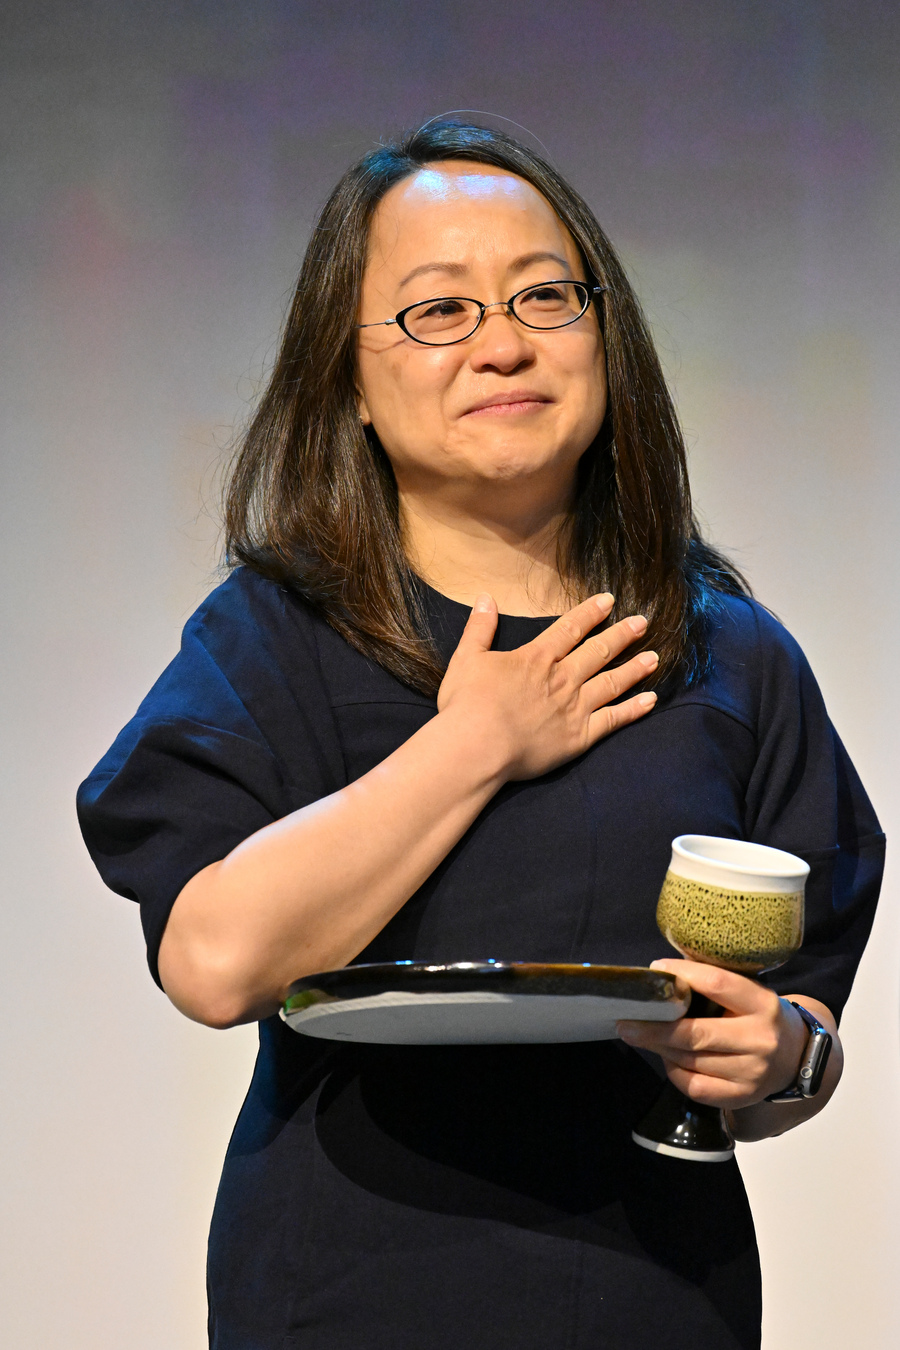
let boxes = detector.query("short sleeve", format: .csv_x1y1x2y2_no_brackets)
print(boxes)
740,603,884,1019
76,571,346,986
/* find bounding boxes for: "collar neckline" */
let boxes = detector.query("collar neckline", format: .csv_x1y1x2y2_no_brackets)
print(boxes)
416,576,561,624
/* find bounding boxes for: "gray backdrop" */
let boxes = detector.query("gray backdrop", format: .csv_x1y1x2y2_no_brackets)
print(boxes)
2,2,898,1346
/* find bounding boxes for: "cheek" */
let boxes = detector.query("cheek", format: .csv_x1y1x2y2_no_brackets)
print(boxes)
591,364,608,424
360,350,456,427
584,335,608,424
560,338,607,427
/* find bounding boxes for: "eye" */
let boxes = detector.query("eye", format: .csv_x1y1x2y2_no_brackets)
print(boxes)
513,282,586,329
417,299,468,320
520,284,568,305
404,297,480,341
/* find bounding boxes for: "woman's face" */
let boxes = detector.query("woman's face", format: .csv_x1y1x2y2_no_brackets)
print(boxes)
356,163,607,508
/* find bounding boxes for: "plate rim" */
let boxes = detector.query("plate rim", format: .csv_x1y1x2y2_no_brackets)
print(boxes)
283,960,689,1016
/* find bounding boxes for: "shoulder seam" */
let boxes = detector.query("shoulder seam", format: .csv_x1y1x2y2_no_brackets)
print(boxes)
652,695,756,736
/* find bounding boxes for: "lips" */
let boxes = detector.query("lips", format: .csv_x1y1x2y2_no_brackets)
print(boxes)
463,390,553,416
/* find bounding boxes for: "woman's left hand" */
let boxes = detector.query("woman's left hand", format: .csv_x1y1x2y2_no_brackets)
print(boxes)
616,959,812,1110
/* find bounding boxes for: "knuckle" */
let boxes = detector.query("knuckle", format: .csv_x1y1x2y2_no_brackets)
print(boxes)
760,1029,780,1060
597,668,619,700
556,616,581,644
703,968,730,1001
545,667,570,699
688,1023,712,1051
753,1059,771,1087
611,699,637,728
592,709,616,740
680,1073,706,1102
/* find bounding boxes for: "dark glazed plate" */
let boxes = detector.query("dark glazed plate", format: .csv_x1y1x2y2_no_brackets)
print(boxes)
280,960,690,1045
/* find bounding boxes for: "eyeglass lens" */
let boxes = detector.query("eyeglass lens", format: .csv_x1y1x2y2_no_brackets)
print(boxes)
403,282,589,344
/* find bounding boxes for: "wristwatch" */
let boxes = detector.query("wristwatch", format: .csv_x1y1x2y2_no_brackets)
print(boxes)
765,1001,833,1102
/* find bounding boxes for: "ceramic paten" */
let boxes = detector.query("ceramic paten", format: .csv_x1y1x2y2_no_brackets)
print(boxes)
280,960,691,1045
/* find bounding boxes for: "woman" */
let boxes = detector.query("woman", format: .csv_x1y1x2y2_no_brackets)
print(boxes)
78,121,883,1350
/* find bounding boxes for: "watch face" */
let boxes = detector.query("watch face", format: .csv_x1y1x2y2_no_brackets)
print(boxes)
802,1027,833,1097
767,1005,833,1101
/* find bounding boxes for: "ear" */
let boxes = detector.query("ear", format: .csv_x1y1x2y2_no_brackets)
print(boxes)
356,389,372,426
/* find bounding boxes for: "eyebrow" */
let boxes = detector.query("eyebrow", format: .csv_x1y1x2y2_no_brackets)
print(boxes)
398,251,574,290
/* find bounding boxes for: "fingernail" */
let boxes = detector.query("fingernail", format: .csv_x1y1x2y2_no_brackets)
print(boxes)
628,615,647,634
596,592,614,609
474,593,493,613
637,692,657,708
639,651,659,668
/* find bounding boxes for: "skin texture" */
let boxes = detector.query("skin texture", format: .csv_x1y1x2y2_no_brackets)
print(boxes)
159,162,841,1139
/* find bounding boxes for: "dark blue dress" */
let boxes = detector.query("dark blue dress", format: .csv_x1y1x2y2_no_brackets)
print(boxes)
77,570,884,1350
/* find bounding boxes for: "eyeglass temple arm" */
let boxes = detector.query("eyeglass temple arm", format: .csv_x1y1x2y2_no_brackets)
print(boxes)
355,318,398,330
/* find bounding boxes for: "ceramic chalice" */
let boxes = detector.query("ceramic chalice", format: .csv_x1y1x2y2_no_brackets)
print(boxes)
631,835,809,1162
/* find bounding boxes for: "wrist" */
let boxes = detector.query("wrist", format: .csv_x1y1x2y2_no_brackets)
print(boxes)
433,699,514,790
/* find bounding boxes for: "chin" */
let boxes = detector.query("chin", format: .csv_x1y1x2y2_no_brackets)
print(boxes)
482,456,553,481
457,459,574,498
465,438,580,485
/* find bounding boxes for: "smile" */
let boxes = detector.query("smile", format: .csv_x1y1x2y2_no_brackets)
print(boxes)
463,392,553,416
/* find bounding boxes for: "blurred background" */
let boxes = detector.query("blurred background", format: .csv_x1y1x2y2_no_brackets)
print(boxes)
2,1,898,1345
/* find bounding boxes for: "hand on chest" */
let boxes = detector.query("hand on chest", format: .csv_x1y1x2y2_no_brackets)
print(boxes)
333,676,755,966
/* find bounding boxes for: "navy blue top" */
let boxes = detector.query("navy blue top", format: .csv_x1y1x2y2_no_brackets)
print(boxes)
77,570,884,1350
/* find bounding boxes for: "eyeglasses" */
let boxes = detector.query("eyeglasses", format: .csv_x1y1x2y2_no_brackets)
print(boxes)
356,280,605,347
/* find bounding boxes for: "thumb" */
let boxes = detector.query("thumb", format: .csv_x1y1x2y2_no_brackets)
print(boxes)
454,593,499,655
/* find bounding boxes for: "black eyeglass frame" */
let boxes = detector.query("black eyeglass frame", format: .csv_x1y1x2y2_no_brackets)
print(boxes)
355,281,606,347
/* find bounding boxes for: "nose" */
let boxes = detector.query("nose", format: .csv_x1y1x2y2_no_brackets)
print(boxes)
467,302,535,372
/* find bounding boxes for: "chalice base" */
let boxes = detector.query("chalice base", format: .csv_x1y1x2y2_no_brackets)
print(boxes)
632,1079,734,1163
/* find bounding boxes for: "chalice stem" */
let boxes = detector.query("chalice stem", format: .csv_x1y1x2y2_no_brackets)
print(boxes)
631,991,734,1162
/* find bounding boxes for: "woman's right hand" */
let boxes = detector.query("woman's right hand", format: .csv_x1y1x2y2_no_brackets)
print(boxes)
160,591,658,1025
437,592,659,782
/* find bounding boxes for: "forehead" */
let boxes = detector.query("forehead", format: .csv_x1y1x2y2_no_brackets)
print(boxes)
366,163,580,279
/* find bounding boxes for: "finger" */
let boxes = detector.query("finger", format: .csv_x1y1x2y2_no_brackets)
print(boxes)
450,593,499,657
652,1049,764,1084
648,959,778,1017
532,593,615,662
617,1016,750,1059
619,1016,764,1067
586,689,657,742
617,1017,738,1054
563,614,649,684
662,1064,751,1107
582,649,659,710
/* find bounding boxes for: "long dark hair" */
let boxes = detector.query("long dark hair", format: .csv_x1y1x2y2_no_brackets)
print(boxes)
225,119,749,693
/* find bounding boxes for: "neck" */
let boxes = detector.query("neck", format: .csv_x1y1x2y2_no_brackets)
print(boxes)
398,478,577,617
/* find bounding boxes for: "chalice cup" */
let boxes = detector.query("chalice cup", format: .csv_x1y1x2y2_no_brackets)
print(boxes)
631,835,809,1163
